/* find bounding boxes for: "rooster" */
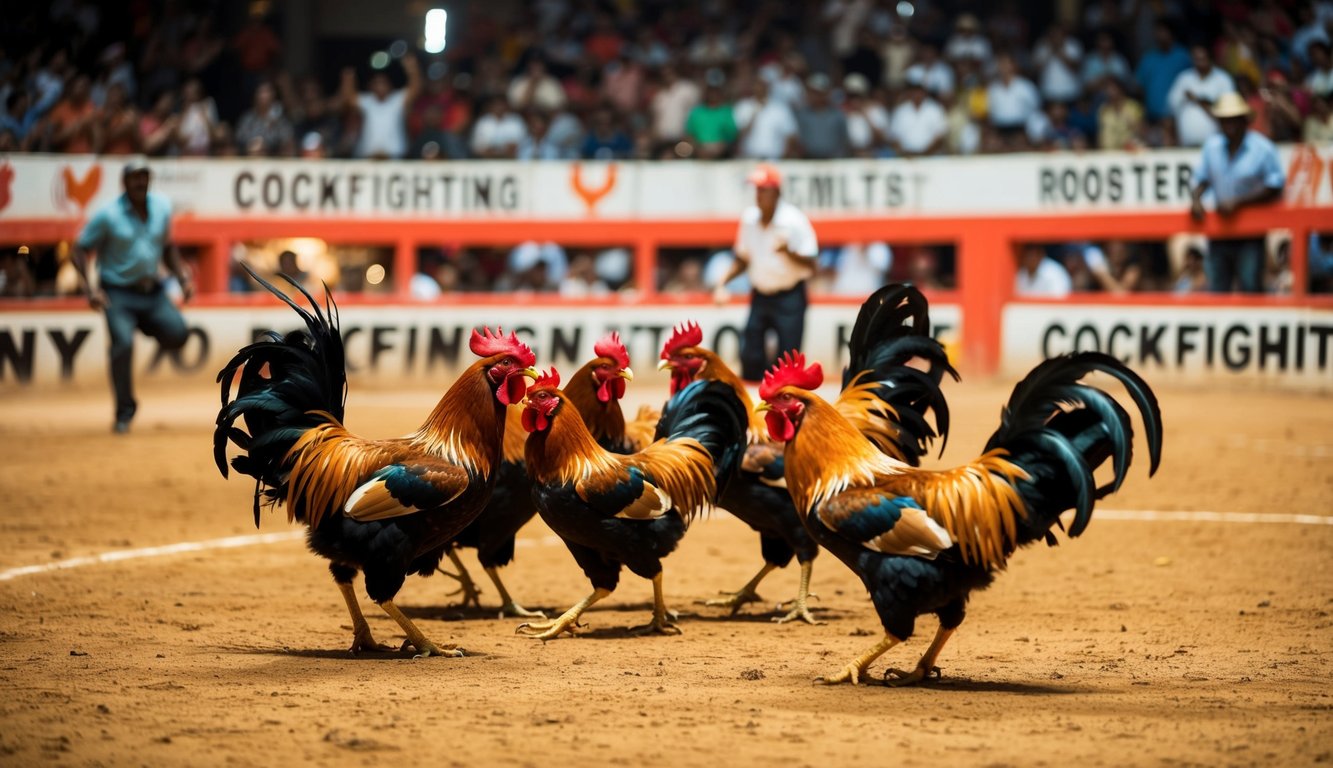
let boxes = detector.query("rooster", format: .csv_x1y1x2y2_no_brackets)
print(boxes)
757,348,1162,685
656,303,951,624
515,369,747,639
436,332,650,618
214,267,538,657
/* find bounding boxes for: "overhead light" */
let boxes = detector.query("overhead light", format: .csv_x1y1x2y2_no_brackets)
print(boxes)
424,9,448,54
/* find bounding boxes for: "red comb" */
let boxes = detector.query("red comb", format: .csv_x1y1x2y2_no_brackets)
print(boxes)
469,327,536,366
532,367,561,390
593,331,630,369
661,321,703,359
759,351,824,400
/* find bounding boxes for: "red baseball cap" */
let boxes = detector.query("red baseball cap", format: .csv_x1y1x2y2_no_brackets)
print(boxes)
747,163,782,189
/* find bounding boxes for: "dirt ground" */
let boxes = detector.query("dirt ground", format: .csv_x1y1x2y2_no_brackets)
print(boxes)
1,374,1330,768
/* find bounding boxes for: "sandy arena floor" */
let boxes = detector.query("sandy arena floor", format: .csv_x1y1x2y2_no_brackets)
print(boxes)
0,374,1330,767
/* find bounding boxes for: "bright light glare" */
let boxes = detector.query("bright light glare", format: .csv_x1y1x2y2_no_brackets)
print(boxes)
424,9,448,54
365,264,386,285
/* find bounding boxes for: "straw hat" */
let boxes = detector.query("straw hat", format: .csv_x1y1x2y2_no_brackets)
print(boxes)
1211,91,1251,119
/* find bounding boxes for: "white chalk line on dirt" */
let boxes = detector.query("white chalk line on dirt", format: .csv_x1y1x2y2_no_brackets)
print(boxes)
0,511,1327,583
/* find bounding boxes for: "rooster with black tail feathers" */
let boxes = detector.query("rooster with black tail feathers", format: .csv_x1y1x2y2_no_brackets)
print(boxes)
757,338,1162,685
214,265,538,657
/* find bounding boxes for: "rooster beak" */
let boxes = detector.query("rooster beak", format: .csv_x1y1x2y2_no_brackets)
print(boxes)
522,367,540,380
657,359,673,372
754,402,772,413
618,367,634,382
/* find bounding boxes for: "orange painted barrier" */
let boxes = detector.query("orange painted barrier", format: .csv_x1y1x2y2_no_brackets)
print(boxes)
1,205,1328,375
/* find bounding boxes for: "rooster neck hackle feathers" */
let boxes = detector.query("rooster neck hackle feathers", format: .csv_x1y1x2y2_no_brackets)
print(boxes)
524,394,624,487
409,357,507,476
563,357,628,446
783,393,908,514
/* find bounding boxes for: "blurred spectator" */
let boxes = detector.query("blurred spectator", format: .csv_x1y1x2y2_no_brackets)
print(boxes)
987,53,1041,152
584,14,625,66
1081,30,1131,94
1168,45,1235,147
0,91,38,149
0,247,37,298
1098,79,1145,150
1027,101,1087,151
232,10,282,90
288,75,347,158
508,58,566,112
841,29,886,90
704,249,750,294
45,74,100,153
517,111,569,160
1241,73,1301,141
602,52,645,114
94,43,137,105
1135,21,1193,126
988,0,1031,53
1015,245,1072,297
629,28,671,70
1308,234,1333,293
99,83,140,155
881,27,916,91
412,103,457,160
650,63,701,155
828,242,891,295
235,81,294,157
342,54,421,160
734,79,797,159
1292,6,1331,65
277,249,310,290
507,241,567,288
945,14,993,65
177,78,217,156
1033,23,1083,105
795,74,847,159
662,257,706,293
1307,41,1333,99
843,73,889,158
559,253,611,297
905,249,947,291
1093,241,1144,293
1304,93,1333,143
1173,244,1209,294
904,41,955,101
471,96,526,158
1062,243,1099,292
763,51,808,109
888,72,948,157
582,107,634,159
684,82,737,160
688,19,736,69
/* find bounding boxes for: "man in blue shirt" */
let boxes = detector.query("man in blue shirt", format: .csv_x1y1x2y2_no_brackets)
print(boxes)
72,159,194,433
1135,21,1192,126
1189,93,1286,293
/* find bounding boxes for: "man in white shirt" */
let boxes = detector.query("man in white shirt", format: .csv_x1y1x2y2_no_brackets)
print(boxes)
987,53,1041,150
1033,23,1083,104
945,14,992,64
341,53,421,159
507,59,567,113
1015,245,1072,297
713,164,819,381
471,96,528,158
1168,45,1235,147
734,80,798,159
650,64,701,150
889,72,948,156
843,73,890,157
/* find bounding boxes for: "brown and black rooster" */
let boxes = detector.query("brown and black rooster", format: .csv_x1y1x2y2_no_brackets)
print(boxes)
436,332,653,617
514,369,747,639
214,267,537,657
757,334,1163,685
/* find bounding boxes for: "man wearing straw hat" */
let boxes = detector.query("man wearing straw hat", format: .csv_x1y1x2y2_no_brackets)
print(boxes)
1188,91,1285,293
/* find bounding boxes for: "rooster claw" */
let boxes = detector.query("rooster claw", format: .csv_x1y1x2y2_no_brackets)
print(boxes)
402,639,465,659
348,633,396,655
814,664,865,686
700,590,763,615
883,665,942,687
772,604,823,625
628,619,682,636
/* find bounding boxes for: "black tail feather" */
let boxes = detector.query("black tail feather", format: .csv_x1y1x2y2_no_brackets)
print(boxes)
987,352,1163,540
654,379,749,497
213,264,347,525
843,283,959,464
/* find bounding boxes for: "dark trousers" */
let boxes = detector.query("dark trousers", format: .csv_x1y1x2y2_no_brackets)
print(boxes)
740,282,808,382
103,283,189,423
1206,238,1265,293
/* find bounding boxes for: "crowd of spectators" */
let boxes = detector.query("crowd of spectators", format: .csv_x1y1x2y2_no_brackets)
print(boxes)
4,0,1333,160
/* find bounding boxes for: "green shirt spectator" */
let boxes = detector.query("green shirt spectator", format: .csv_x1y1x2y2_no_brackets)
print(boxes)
685,84,737,159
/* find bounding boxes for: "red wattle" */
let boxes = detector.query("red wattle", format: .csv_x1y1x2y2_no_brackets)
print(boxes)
765,410,795,442
500,373,528,406
521,407,548,433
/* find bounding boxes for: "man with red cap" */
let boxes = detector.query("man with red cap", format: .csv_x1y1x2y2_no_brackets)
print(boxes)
713,163,819,381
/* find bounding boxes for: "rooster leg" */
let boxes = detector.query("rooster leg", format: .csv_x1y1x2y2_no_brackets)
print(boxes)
336,581,395,654
378,600,464,659
815,634,902,686
516,588,612,640
700,563,776,614
484,566,547,619
773,560,823,625
630,572,683,636
884,626,954,687
436,548,483,608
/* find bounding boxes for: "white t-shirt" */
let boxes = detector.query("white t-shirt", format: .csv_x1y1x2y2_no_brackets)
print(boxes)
651,80,701,141
831,242,892,295
470,112,528,155
734,200,819,294
890,98,948,154
1015,257,1072,297
987,76,1042,128
846,102,891,151
734,98,798,159
356,90,409,159
1167,67,1236,147
1034,37,1084,102
905,61,955,98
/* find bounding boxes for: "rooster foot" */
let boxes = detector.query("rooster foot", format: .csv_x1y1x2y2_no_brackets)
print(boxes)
515,616,585,641
347,630,396,655
775,592,820,609
772,601,824,625
497,601,547,620
436,567,483,608
815,662,868,686
628,617,682,636
400,638,465,659
883,664,942,687
700,589,764,614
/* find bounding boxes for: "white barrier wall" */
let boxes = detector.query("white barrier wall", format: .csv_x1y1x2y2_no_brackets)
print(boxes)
0,304,964,388
1003,304,1333,389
